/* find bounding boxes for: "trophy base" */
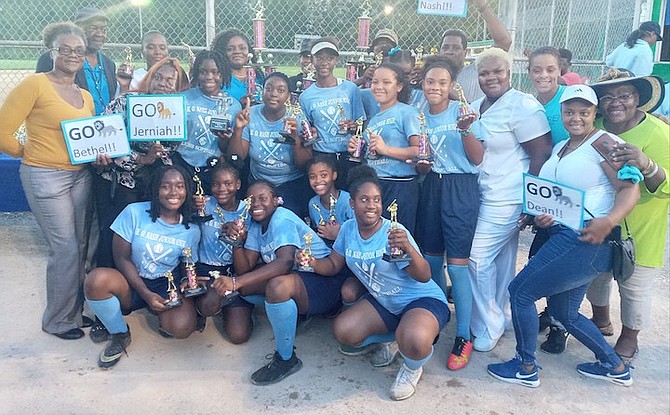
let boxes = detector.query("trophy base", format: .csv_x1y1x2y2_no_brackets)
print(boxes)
412,155,434,163
183,285,207,298
274,133,296,144
302,137,318,147
382,253,412,263
348,155,364,163
297,265,314,273
220,291,240,307
218,234,244,247
337,129,348,136
209,118,231,134
165,297,183,309
191,214,214,223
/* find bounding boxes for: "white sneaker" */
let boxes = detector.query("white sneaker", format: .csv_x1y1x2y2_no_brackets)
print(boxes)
370,341,399,367
389,364,423,401
473,335,501,352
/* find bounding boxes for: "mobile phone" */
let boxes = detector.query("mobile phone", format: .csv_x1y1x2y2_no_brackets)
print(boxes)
591,133,623,170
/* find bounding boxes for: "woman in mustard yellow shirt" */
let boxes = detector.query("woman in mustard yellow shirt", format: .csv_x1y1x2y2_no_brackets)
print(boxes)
0,22,95,340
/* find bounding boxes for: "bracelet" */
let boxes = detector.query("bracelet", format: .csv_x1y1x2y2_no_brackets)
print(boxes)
641,157,655,175
232,276,237,292
458,127,472,136
644,162,659,178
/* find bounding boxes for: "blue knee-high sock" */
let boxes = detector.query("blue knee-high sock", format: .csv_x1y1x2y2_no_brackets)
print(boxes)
447,264,473,340
265,299,298,361
86,296,128,334
359,331,396,347
426,255,447,295
402,346,434,370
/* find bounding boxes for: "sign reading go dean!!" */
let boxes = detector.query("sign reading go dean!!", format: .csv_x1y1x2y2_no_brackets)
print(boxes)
417,0,468,17
522,174,586,231
127,94,187,142
61,113,131,165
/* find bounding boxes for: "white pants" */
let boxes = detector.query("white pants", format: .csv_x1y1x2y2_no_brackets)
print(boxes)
468,203,521,342
586,265,659,330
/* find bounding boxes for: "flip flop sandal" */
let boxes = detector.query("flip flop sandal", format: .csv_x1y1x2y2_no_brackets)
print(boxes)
616,348,639,366
591,320,614,336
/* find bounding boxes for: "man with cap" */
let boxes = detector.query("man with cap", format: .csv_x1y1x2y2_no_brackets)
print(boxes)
288,38,313,94
36,6,117,115
438,0,511,102
298,37,365,190
353,28,399,87
606,21,663,76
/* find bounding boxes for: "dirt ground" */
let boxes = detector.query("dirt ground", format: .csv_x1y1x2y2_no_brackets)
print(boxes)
0,211,668,414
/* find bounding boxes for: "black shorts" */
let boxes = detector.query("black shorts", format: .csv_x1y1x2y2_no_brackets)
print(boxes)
124,271,179,315
298,269,347,316
195,263,254,309
364,293,450,333
379,177,419,235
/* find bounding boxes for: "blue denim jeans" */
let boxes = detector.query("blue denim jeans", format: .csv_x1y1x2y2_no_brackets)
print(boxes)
509,225,622,368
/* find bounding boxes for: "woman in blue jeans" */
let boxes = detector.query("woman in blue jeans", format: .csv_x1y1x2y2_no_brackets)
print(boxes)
487,85,639,387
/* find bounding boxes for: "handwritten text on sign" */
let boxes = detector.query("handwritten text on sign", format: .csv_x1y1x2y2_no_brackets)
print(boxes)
417,0,468,17
127,94,187,141
522,174,586,231
61,114,131,165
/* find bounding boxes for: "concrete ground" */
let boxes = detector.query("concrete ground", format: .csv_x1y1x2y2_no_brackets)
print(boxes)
0,211,668,414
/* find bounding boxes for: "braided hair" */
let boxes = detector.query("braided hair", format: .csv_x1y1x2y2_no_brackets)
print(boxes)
189,49,231,89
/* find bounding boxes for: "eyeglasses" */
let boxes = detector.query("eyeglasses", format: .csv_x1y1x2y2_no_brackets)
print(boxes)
52,46,86,57
599,93,635,105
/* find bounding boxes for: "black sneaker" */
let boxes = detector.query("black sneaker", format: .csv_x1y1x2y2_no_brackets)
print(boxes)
98,329,131,369
251,351,303,385
541,324,569,354
89,317,109,343
538,307,552,333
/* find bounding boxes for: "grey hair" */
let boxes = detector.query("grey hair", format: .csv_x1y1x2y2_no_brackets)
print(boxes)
475,47,512,71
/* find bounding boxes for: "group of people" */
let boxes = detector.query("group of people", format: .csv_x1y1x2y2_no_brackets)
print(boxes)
0,1,668,401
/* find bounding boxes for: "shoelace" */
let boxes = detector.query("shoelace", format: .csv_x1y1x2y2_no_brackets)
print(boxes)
451,339,466,355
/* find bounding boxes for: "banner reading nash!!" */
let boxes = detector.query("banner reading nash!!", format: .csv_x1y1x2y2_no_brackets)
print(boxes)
127,94,187,141
61,114,131,164
522,174,586,231
417,0,468,17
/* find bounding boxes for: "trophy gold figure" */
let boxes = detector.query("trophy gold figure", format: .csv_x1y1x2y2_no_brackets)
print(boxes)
191,167,213,222
219,196,252,247
164,270,183,308
336,104,349,135
453,83,473,119
414,112,433,162
349,117,366,163
382,199,412,263
182,247,207,297
117,47,134,80
293,101,318,146
328,194,338,224
311,203,326,226
275,99,296,144
297,233,315,272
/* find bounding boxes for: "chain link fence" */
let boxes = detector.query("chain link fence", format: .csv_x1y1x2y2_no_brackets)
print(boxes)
0,0,640,104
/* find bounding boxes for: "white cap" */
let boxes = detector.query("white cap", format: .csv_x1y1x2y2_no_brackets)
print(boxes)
559,84,598,106
311,41,339,56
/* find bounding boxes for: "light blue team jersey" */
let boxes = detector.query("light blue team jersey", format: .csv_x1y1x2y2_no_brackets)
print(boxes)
179,88,242,167
111,202,201,280
424,102,481,175
245,207,330,265
542,85,570,145
198,198,250,266
361,88,380,118
299,79,365,153
365,102,420,178
308,190,354,228
409,89,429,113
242,104,304,186
333,218,447,314
222,71,265,102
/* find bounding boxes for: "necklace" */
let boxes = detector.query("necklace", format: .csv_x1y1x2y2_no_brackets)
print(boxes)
564,126,596,150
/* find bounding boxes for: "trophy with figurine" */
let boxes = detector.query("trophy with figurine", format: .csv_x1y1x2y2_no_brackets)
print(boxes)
209,93,233,134
453,83,474,119
182,247,207,297
208,270,240,306
275,99,296,144
328,194,338,224
219,196,252,247
349,117,366,163
164,270,183,308
293,101,318,146
117,47,135,80
191,167,213,222
311,203,326,226
365,128,378,160
336,104,350,135
297,233,315,272
382,199,412,263
413,112,433,162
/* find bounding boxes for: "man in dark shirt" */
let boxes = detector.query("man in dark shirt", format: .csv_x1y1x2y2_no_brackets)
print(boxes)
288,39,312,94
36,6,117,115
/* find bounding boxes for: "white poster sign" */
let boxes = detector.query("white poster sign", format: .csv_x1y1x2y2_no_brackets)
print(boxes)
61,114,130,165
417,0,468,17
522,174,586,231
127,94,187,141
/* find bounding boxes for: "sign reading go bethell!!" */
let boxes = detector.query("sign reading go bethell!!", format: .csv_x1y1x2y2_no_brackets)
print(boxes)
61,114,131,164
522,174,586,231
127,94,187,141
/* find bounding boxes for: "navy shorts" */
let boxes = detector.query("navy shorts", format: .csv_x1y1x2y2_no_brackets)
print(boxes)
379,177,419,235
298,269,347,316
124,272,177,315
274,175,311,220
416,172,480,258
195,263,254,309
364,294,450,333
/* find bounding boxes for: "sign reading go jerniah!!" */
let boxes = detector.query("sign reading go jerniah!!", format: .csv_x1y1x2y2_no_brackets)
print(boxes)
127,94,187,141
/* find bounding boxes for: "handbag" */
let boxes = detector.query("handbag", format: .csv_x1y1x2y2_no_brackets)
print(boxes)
609,220,635,282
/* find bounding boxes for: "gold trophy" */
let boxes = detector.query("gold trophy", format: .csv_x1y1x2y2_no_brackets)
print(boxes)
411,46,425,69
219,196,252,247
191,167,213,222
414,112,433,162
382,199,412,262
366,128,378,160
349,117,366,163
117,47,134,80
164,270,183,308
294,101,318,146
336,104,349,135
328,193,338,224
297,233,315,272
453,83,473,118
275,99,296,144
208,270,240,307
182,247,207,298
311,203,326,226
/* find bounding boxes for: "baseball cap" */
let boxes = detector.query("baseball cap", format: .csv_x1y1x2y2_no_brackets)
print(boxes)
74,6,109,24
639,21,663,41
559,85,598,106
311,41,339,56
299,38,312,56
372,28,399,46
